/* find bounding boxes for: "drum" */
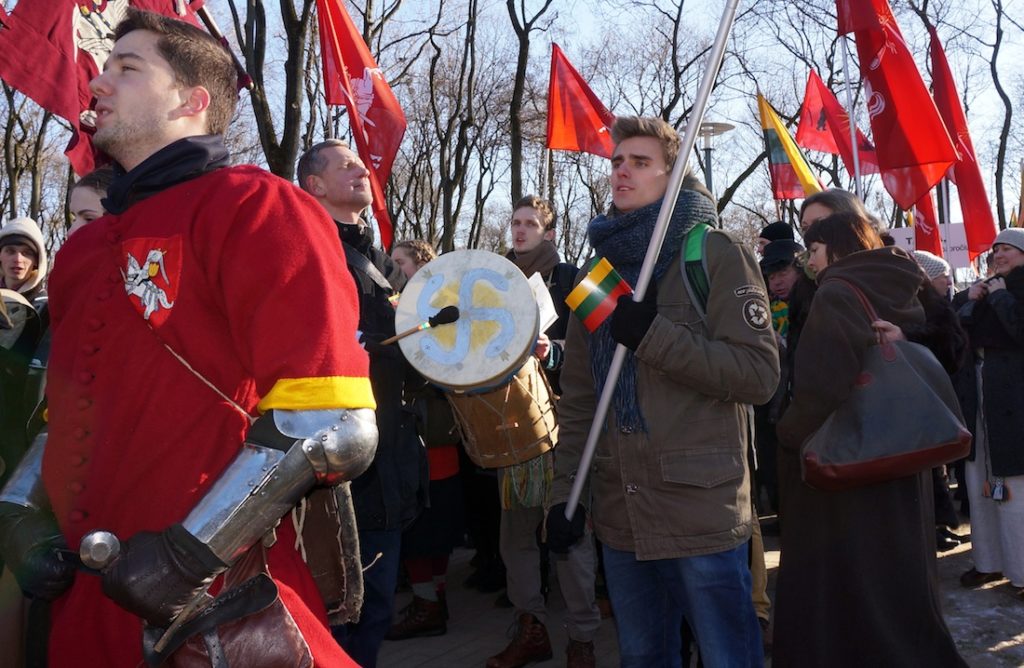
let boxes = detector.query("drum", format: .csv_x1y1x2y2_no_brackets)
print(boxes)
447,355,558,469
396,249,539,392
396,249,554,468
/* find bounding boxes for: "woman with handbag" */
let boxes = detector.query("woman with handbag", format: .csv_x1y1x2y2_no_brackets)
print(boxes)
957,227,1024,598
773,212,966,667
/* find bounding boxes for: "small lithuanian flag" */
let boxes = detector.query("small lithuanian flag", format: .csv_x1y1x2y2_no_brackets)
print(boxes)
565,258,632,332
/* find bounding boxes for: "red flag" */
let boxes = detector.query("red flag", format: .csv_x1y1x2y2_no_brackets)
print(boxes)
836,0,892,35
796,71,879,177
929,27,996,260
0,1,197,175
912,191,943,257
546,44,615,158
836,0,957,209
316,0,406,250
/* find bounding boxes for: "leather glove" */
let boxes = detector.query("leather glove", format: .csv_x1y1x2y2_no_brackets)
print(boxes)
101,524,227,627
610,286,658,351
544,503,586,555
360,333,401,360
0,501,76,600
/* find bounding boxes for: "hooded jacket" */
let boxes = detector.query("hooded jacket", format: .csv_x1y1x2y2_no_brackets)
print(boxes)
0,217,48,300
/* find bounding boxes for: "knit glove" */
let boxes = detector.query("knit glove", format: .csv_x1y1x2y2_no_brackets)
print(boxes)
101,524,227,627
0,502,76,600
610,286,658,351
544,503,586,555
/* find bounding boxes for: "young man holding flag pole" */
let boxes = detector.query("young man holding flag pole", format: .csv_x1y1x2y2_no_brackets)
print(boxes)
544,1,779,664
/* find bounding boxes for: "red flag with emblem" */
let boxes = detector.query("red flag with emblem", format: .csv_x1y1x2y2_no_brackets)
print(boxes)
316,0,406,250
929,27,995,260
546,44,615,158
835,0,956,209
796,70,879,177
911,191,943,257
0,0,198,175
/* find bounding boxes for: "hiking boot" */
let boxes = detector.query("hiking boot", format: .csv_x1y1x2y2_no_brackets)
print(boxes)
566,639,595,668
486,613,553,668
385,595,446,640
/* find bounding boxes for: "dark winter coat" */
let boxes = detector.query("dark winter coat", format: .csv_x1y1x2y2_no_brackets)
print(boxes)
774,247,966,668
957,264,1024,477
338,221,427,531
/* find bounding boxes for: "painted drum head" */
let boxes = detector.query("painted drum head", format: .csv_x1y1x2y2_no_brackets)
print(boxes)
396,249,539,392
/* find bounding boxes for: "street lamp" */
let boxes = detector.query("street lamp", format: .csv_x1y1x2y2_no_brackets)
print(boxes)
698,121,735,195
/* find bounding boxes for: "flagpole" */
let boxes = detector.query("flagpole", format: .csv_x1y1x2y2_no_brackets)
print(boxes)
839,36,862,197
565,0,742,521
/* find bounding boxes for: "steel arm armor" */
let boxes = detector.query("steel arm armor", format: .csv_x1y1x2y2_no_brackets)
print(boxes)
0,432,49,510
181,408,377,565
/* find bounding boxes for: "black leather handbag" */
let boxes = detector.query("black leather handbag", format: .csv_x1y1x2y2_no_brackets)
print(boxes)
801,278,972,491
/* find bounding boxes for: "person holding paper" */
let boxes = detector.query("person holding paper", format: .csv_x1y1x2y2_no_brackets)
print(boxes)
485,196,601,668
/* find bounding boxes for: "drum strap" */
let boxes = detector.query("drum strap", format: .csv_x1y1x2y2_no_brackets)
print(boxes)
343,244,393,295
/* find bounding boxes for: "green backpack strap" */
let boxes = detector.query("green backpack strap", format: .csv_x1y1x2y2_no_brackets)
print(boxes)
682,222,712,317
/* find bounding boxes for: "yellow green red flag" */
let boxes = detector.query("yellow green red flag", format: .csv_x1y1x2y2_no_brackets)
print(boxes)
758,94,822,199
565,257,632,332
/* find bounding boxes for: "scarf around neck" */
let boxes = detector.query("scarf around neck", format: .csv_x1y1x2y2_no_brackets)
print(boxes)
587,188,717,431
103,134,231,214
511,240,560,279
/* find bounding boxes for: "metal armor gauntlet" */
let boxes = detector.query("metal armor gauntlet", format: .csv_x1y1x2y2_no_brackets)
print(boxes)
101,408,377,626
0,433,77,600
181,407,378,564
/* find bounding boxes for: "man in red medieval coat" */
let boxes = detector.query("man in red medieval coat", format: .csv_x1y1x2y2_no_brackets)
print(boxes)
0,9,376,667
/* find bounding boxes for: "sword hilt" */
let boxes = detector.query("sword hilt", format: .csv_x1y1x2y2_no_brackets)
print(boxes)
79,530,121,570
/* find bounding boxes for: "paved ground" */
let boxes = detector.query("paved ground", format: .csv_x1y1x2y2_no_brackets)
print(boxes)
379,513,1024,667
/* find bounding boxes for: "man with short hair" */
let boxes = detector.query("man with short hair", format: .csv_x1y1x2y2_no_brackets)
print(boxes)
487,195,600,668
0,10,373,666
547,116,778,666
299,139,425,668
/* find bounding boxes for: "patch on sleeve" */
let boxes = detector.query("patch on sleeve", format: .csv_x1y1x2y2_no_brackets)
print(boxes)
742,299,771,330
734,284,767,298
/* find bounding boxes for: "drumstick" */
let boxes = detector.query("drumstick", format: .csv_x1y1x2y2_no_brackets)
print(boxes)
381,306,460,345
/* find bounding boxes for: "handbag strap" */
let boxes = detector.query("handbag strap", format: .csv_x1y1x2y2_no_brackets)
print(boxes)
821,277,890,351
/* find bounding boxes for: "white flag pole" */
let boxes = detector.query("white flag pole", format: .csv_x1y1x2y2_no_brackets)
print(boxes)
565,0,743,520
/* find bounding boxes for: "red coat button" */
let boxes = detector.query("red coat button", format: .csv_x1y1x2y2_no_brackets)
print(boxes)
78,372,94,385
87,318,104,331
77,398,92,410
81,344,99,356
69,510,87,522
69,482,84,493
97,289,112,301
73,427,88,440
70,454,87,466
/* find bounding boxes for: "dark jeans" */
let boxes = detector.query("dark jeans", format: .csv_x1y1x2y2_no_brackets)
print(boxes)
332,528,402,668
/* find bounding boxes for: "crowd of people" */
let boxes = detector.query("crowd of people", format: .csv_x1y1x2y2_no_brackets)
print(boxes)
0,8,1019,668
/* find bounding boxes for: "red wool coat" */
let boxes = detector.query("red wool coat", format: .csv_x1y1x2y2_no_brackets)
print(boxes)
42,166,373,667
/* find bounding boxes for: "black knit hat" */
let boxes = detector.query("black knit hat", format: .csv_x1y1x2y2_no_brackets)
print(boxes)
759,221,795,242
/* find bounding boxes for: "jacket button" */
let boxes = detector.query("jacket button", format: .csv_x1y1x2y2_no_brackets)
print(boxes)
87,318,104,331
78,372,94,385
81,344,99,356
77,397,92,410
73,427,89,440
620,426,634,434
69,510,88,522
108,271,121,283
96,289,112,301
625,483,639,494
70,454,87,467
69,482,84,493
107,231,122,243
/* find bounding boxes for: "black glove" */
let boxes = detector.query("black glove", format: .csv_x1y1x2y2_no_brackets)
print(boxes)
360,333,401,360
609,287,658,351
0,502,76,600
101,524,227,627
545,503,586,555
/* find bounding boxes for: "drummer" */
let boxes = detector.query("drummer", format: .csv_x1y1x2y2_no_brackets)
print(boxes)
486,196,601,668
